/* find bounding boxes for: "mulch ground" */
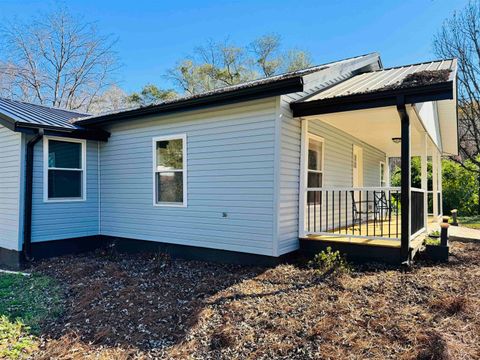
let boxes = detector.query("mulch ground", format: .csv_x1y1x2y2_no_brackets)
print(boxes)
30,236,480,360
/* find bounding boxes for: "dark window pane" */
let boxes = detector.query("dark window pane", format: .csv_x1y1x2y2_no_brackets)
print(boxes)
156,172,183,203
156,139,183,170
49,140,82,169
308,139,322,171
308,172,322,188
48,170,82,198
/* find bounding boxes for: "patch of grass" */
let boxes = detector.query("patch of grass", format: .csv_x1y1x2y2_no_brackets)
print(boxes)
0,273,63,359
0,316,37,359
458,215,480,229
425,237,441,246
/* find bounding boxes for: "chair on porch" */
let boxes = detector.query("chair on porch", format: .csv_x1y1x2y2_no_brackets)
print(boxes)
350,190,394,232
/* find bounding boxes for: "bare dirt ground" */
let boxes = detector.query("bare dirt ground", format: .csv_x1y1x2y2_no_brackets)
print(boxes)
30,235,480,360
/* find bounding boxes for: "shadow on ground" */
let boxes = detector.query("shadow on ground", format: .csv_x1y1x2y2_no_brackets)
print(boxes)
21,233,480,359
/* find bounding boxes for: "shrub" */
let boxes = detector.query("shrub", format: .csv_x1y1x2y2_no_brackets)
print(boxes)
308,247,351,275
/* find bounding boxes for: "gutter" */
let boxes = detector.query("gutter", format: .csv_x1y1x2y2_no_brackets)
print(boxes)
22,129,44,261
291,81,454,117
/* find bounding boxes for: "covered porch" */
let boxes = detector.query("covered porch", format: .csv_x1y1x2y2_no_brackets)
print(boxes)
291,60,458,263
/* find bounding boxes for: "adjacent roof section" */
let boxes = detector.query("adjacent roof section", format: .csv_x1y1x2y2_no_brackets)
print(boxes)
305,59,456,101
0,97,109,141
74,52,380,126
291,59,457,117
0,97,86,129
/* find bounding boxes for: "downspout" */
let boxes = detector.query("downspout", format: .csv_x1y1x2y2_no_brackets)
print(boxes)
396,96,411,264
22,129,44,261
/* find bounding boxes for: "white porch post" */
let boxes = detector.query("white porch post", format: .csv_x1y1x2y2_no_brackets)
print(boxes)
438,151,443,216
432,149,439,219
421,133,428,230
298,118,308,238
386,156,391,186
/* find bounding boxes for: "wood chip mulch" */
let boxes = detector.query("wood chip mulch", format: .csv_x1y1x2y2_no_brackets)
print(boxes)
30,237,480,359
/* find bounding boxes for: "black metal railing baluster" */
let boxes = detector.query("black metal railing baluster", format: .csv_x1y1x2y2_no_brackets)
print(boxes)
345,190,347,235
326,191,329,233
338,190,341,234
332,191,335,233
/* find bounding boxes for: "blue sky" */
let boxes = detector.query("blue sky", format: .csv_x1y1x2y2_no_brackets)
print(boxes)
0,0,470,93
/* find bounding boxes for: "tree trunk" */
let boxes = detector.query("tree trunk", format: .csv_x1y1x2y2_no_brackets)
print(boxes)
478,171,480,215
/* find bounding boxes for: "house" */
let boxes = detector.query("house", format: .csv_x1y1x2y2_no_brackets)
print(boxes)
0,52,458,269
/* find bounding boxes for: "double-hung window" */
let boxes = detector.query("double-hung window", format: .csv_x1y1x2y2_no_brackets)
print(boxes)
44,137,86,202
153,134,187,206
307,134,324,204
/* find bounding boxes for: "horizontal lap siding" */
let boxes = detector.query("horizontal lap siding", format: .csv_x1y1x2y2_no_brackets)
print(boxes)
277,70,359,255
31,139,99,241
0,126,21,250
277,100,385,255
308,121,385,188
100,99,277,256
306,121,386,233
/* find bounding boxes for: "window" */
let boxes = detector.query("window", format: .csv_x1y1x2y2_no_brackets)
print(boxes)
44,137,86,202
307,134,324,188
307,134,324,205
153,134,187,206
380,161,387,187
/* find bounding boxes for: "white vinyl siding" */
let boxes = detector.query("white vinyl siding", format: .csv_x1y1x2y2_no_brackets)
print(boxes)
275,58,380,255
0,126,22,250
31,138,99,242
99,98,277,256
277,112,386,255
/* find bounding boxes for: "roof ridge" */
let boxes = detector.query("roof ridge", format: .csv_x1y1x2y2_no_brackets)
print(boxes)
372,58,456,72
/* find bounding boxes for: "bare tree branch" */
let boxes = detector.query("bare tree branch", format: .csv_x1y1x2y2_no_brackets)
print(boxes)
0,6,120,111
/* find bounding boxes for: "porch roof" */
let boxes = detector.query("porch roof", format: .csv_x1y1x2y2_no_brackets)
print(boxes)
291,59,458,156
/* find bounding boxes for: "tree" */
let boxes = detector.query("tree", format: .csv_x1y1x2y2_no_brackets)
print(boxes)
250,34,283,77
127,84,177,106
0,6,119,112
166,34,313,94
434,1,480,213
88,85,128,114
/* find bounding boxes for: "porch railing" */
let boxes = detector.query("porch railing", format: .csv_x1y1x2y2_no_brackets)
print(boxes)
411,188,426,237
303,187,427,241
304,187,401,240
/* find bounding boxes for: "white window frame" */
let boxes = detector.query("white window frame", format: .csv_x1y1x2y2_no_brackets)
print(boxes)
152,133,187,207
380,161,387,187
43,136,87,203
306,133,325,189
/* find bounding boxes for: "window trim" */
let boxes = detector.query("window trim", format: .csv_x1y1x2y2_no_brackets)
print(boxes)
152,133,187,207
43,136,87,203
306,133,325,188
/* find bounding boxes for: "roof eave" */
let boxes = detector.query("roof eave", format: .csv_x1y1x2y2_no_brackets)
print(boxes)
15,122,110,141
290,81,454,117
75,76,305,126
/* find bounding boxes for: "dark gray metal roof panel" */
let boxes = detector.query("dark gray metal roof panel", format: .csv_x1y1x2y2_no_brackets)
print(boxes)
0,97,87,129
74,52,380,125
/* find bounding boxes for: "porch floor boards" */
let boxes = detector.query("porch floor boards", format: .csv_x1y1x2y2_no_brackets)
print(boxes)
303,216,439,249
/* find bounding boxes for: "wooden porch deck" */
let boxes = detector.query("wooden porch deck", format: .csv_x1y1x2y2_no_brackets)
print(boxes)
300,216,440,263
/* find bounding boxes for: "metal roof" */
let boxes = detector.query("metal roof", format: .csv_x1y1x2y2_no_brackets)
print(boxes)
0,97,87,130
304,59,456,102
73,52,380,126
